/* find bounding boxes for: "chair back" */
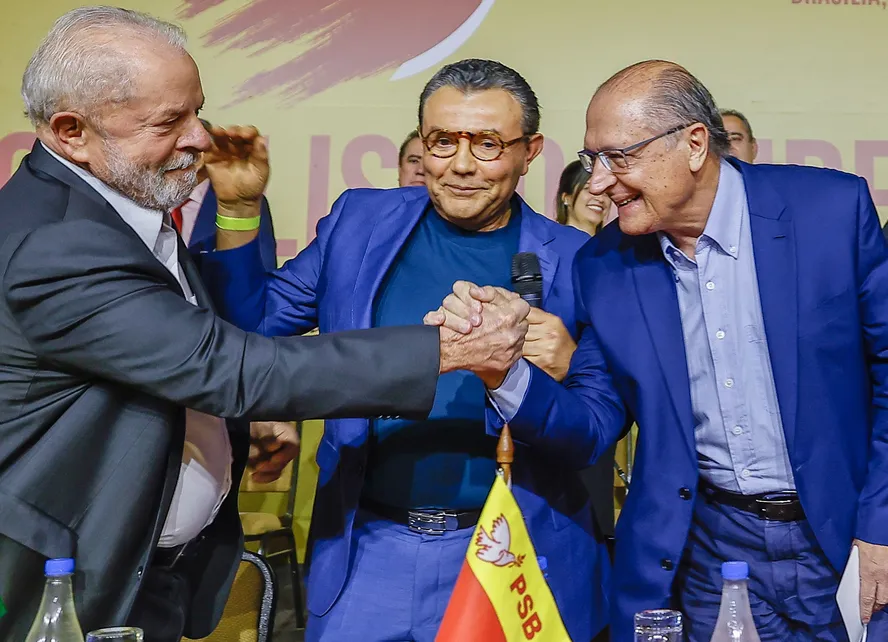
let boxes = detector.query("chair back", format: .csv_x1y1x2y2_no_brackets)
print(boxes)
184,550,277,642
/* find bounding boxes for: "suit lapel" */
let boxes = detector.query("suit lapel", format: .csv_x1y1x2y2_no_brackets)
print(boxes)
516,197,558,305
737,161,799,455
631,237,697,461
189,183,220,250
178,238,217,312
351,194,429,328
27,143,184,296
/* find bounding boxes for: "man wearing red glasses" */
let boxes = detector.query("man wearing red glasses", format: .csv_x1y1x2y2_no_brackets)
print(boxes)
201,59,611,641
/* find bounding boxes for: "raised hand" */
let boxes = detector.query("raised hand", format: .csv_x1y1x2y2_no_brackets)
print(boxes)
202,123,269,213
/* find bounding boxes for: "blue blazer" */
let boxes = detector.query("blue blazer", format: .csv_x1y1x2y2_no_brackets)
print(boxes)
201,186,611,640
189,184,278,271
501,159,888,640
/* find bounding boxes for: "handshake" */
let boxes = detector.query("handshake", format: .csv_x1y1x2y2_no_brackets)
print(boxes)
427,280,576,389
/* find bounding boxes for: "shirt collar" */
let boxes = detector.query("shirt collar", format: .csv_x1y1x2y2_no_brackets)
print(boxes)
188,177,211,207
40,142,164,252
658,159,744,264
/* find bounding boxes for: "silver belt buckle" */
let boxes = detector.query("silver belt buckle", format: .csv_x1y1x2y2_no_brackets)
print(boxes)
407,510,458,536
754,494,799,521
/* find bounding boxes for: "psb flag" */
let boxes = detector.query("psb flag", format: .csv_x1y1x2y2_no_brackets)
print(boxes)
436,475,571,642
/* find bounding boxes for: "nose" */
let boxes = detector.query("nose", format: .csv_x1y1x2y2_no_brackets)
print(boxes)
181,114,212,153
587,156,616,196
450,138,476,175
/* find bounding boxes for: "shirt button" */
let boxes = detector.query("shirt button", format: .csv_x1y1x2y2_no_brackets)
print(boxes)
729,245,737,254
705,281,715,290
679,487,692,500
137,566,144,579
660,558,675,571
724,378,734,388
732,426,743,436
741,469,751,478
716,330,726,340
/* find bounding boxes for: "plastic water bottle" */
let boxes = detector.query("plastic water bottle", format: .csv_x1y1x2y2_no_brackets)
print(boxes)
634,609,683,641
710,561,761,642
24,558,85,642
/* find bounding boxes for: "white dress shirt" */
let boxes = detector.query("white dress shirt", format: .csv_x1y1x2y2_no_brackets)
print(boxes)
42,143,232,547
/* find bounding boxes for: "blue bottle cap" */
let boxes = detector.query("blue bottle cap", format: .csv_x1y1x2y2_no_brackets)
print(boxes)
537,556,548,571
45,558,75,576
721,561,749,581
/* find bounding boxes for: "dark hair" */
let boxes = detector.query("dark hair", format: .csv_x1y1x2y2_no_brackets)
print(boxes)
719,108,755,140
398,129,420,164
598,60,731,158
418,59,540,135
555,160,593,226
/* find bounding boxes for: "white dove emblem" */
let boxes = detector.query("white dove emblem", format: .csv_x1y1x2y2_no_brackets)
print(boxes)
475,514,525,568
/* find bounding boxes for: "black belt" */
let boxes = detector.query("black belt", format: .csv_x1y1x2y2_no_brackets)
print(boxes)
700,481,805,522
360,498,481,536
152,537,202,569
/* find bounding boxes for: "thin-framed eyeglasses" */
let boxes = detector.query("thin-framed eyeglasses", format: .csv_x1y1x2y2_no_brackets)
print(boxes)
420,128,529,162
577,123,695,174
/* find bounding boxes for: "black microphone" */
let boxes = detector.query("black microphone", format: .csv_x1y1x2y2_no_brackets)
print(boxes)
511,252,543,308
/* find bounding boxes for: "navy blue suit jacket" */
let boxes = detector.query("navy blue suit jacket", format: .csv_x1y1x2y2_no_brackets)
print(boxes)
201,186,611,640
189,184,277,271
496,159,888,639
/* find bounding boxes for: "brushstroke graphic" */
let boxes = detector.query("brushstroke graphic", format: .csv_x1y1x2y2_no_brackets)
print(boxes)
180,0,493,105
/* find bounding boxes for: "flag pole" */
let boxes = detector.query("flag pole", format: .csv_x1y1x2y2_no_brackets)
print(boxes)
496,423,514,486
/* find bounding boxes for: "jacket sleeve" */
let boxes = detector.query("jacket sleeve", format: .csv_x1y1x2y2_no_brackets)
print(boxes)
200,191,352,336
485,249,627,470
257,194,279,273
853,176,888,545
2,220,439,422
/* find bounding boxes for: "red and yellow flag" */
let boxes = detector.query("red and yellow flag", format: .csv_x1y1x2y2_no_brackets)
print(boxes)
436,475,571,642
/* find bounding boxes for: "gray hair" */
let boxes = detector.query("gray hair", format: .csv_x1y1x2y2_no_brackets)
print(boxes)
598,61,731,158
720,108,755,140
418,59,541,135
22,6,187,126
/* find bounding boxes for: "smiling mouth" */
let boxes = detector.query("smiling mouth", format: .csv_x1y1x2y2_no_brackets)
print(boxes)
587,203,605,212
615,195,640,207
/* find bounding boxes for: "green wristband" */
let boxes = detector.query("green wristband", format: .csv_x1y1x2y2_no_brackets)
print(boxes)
216,213,261,231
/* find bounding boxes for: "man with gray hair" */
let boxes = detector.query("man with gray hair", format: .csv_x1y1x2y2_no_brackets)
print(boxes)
0,8,528,641
200,58,611,641
436,59,888,640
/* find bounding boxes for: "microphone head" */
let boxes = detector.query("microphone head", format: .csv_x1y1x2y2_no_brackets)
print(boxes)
511,252,543,307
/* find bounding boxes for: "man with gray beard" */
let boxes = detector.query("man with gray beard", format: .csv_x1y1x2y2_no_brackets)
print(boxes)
0,7,530,641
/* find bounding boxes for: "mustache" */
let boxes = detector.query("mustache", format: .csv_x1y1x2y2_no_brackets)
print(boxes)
162,153,197,172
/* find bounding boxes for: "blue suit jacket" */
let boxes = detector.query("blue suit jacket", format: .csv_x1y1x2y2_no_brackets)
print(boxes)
501,159,888,640
189,184,278,271
201,186,611,640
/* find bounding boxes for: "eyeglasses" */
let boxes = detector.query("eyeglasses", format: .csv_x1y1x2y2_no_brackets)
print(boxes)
577,123,694,174
420,129,528,162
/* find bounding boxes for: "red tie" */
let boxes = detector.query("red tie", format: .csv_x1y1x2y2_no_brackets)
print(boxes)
170,205,184,234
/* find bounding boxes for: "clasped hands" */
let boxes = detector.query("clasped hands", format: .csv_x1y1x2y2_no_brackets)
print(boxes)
426,280,576,387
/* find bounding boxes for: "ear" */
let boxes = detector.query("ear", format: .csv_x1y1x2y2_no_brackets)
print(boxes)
687,123,709,172
521,133,544,176
48,111,99,164
752,139,759,162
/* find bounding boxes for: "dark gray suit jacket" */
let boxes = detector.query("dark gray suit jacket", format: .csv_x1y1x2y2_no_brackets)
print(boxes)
0,143,439,639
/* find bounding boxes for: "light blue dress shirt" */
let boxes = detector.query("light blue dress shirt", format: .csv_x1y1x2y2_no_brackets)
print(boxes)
492,162,795,494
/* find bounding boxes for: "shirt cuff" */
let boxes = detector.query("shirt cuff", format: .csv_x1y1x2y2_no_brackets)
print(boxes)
486,359,531,422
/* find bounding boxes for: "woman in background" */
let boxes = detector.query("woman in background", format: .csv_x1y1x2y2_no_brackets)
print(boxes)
555,159,618,556
555,159,614,236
